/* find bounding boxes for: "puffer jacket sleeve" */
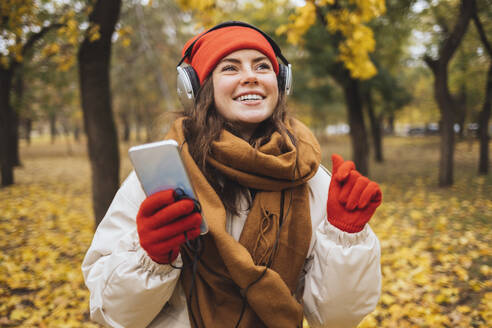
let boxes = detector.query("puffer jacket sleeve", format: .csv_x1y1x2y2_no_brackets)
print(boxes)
303,167,382,328
81,171,182,328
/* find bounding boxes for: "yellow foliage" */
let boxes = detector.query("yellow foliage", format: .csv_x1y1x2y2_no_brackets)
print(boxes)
117,26,133,48
278,0,386,80
9,308,30,321
0,56,9,69
479,292,492,322
318,0,335,5
325,9,379,79
1,0,39,66
1,2,82,71
280,2,317,46
88,24,101,42
355,139,491,328
42,43,61,57
118,26,133,37
175,0,222,27
480,265,491,276
177,0,215,11
121,38,131,48
56,55,76,73
0,149,99,326
45,12,80,72
457,305,471,314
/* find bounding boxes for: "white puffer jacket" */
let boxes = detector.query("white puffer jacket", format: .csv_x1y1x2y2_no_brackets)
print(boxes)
82,167,381,328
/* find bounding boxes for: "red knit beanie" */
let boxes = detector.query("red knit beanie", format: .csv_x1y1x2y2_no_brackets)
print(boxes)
182,25,280,84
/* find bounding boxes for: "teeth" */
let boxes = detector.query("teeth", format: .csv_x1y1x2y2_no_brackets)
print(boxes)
237,94,263,101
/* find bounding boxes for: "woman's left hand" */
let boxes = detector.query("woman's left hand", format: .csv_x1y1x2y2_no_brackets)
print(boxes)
327,154,382,233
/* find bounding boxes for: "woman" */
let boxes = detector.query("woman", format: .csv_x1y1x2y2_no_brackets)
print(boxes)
82,22,382,328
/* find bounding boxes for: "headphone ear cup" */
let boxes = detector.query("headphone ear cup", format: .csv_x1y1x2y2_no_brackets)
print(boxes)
277,64,292,95
277,64,286,92
177,66,201,110
183,66,200,96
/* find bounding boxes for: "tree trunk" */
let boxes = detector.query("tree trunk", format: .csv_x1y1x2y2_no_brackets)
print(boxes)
387,114,395,135
120,112,130,142
365,89,384,162
10,108,20,167
0,67,14,186
78,0,122,228
145,118,152,142
343,78,369,175
135,108,143,142
478,64,491,174
424,0,474,187
49,112,57,144
25,118,32,145
136,123,142,142
456,84,467,139
432,65,456,186
74,125,80,142
472,7,492,174
0,24,61,186
12,70,23,166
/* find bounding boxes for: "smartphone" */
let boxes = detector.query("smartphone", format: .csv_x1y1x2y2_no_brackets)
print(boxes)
128,139,208,235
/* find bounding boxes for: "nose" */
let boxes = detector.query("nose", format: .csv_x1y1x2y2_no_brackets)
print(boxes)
241,67,258,85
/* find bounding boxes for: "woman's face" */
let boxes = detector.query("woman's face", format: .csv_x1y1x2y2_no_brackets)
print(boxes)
212,49,279,139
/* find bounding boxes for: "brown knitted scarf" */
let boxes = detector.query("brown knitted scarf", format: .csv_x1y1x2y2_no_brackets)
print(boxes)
165,117,321,328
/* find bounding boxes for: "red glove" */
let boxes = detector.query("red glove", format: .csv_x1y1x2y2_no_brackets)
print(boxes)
137,189,202,264
327,154,382,233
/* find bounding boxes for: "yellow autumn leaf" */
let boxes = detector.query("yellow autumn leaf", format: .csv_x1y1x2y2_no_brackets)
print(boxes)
42,43,61,57
457,305,471,314
0,56,9,68
10,308,30,321
88,24,101,42
480,265,491,276
380,293,395,306
454,266,469,281
121,38,131,48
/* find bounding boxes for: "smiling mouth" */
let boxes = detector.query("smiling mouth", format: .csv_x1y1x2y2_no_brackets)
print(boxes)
234,94,265,102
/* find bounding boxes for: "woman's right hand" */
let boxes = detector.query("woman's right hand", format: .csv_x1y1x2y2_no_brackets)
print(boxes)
136,189,202,264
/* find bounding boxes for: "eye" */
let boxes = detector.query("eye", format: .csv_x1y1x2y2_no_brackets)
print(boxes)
257,62,271,70
221,65,237,72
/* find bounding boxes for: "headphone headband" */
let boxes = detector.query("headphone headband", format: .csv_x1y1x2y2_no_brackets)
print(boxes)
177,21,290,67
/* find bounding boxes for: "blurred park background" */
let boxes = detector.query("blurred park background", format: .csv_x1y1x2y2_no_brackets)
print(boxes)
0,0,491,327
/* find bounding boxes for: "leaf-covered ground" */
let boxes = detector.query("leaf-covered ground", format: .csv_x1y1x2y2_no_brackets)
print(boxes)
0,136,491,327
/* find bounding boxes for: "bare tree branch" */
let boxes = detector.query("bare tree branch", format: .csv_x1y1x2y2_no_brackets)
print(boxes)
438,0,475,64
311,1,327,26
472,11,492,57
22,23,63,56
423,54,438,73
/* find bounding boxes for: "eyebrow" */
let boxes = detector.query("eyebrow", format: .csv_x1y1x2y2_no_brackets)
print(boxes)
219,56,269,65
